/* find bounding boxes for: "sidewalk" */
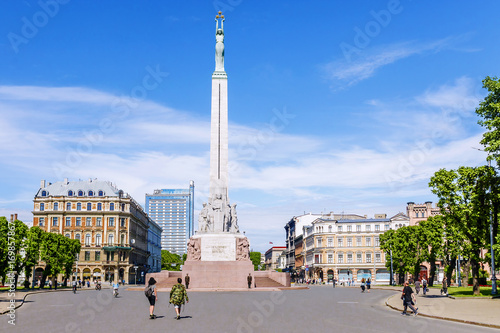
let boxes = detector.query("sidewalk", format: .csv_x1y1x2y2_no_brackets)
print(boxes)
380,286,500,329
0,285,111,315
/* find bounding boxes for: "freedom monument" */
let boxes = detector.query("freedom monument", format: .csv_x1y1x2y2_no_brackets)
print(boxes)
147,13,289,289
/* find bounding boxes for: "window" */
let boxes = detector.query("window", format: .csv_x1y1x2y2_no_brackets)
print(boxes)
357,253,362,263
97,203,102,211
338,253,344,264
356,237,362,247
375,237,380,247
384,224,390,231
366,237,371,247
338,238,343,247
85,234,91,246
65,233,70,238
347,225,352,232
366,225,371,232
108,234,114,245
347,237,352,247
121,203,125,211
110,203,115,211
376,253,381,263
121,234,125,245
317,238,322,247
375,225,380,231
87,203,92,211
39,217,45,226
108,217,115,227
86,217,92,227
85,251,90,261
347,253,353,263
75,234,81,242
68,190,73,196
41,190,47,197
88,191,94,197
327,238,333,247
356,225,361,232
366,253,372,263
52,217,58,227
96,234,102,246
98,190,104,196
78,190,84,196
65,217,71,227
66,202,71,211
40,203,45,211
328,225,332,232
77,203,82,211
96,217,102,227
95,251,100,261
421,212,425,218
120,218,126,227
76,217,81,227
53,202,59,211
337,226,343,232
328,254,333,264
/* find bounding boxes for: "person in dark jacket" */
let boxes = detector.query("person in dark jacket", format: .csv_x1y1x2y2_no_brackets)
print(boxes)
247,273,252,289
185,274,190,289
401,281,418,316
170,278,188,320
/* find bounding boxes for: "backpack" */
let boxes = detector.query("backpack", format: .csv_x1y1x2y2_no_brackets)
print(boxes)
144,285,153,297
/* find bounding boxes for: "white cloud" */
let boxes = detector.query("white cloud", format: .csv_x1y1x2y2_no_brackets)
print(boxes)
323,36,466,87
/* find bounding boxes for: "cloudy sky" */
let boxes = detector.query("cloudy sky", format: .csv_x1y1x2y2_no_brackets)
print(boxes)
1,1,499,251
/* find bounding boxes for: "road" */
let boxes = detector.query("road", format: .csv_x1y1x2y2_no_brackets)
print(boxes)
1,285,496,333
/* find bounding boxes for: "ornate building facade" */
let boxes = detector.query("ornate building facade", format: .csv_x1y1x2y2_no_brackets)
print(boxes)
33,179,154,284
302,213,409,283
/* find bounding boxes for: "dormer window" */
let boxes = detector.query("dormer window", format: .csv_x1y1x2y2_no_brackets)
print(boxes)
41,190,47,197
78,190,84,196
98,190,104,197
68,190,74,197
88,190,94,196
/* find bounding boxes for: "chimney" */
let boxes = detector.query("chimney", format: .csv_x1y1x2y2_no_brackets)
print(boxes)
14,214,18,221
41,180,46,188
64,178,68,185
10,214,13,222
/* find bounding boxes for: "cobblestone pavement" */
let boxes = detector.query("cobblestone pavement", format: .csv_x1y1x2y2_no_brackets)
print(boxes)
1,285,498,332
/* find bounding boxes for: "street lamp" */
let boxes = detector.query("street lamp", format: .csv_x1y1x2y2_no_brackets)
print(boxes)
390,248,394,286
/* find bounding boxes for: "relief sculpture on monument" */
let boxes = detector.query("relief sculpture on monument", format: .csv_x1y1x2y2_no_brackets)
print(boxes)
186,238,201,261
236,237,250,261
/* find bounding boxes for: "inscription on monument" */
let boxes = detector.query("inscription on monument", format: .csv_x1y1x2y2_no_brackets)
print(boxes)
201,236,236,261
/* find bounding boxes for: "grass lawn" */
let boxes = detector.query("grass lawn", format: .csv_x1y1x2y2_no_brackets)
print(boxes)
446,286,495,297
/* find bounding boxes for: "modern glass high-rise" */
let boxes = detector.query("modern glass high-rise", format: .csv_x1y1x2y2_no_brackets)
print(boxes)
145,181,194,255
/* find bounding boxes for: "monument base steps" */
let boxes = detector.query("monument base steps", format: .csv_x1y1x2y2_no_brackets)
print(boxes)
182,260,254,289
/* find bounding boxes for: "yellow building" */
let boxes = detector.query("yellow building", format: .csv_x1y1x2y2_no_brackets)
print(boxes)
32,179,152,284
303,213,409,283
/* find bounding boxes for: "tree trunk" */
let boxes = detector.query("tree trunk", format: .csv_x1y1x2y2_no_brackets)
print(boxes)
446,259,456,287
429,260,437,287
462,260,470,286
471,258,480,296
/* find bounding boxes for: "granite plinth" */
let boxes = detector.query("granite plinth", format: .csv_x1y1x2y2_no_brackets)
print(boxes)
182,260,254,289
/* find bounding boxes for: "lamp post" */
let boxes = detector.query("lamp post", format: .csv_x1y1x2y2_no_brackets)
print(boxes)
488,160,497,295
390,248,394,286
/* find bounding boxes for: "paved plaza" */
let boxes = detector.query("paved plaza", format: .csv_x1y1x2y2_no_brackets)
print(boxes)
1,286,498,333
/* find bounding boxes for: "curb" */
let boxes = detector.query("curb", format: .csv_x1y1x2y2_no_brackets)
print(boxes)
385,294,500,330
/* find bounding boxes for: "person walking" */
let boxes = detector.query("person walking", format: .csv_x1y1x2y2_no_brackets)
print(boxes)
169,278,189,320
145,277,158,319
415,279,421,295
401,281,418,316
360,278,366,292
185,274,190,289
441,277,448,295
366,278,371,293
247,273,252,289
422,278,427,295
48,279,52,290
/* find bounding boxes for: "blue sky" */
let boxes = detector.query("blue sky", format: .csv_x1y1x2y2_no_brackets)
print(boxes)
1,1,499,252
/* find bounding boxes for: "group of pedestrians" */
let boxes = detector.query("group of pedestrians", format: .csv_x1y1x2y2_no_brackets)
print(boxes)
360,278,371,292
145,276,189,320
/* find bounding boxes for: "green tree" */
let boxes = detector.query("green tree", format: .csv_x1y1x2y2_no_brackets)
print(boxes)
430,166,496,295
39,232,80,287
24,227,43,288
161,250,182,270
380,227,420,284
0,217,9,285
250,251,261,271
418,216,445,286
476,76,500,164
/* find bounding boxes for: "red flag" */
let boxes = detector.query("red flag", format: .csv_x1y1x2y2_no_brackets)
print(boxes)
269,242,273,244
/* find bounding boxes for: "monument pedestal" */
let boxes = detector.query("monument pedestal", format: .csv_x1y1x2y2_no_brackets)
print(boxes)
182,260,254,289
